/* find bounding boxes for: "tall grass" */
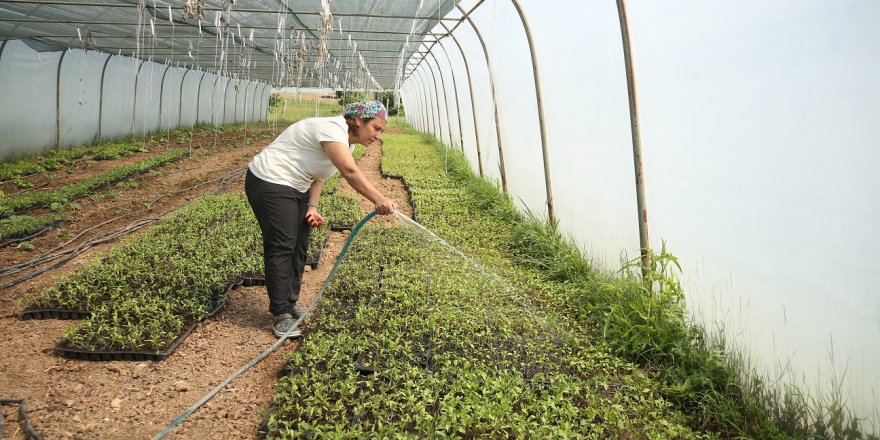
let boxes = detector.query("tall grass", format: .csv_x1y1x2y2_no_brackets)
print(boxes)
406,123,878,440
267,95,342,124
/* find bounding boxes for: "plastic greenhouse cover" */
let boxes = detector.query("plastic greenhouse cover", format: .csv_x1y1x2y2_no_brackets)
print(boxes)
401,0,879,419
0,40,58,156
2,0,877,426
0,0,462,89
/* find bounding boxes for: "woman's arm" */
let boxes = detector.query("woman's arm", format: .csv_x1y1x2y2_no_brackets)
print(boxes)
305,179,325,227
321,141,397,214
307,179,324,207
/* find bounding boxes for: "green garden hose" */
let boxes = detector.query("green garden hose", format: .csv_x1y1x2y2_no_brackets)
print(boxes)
152,210,379,439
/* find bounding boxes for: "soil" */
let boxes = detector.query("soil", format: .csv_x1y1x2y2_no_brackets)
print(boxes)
0,126,412,439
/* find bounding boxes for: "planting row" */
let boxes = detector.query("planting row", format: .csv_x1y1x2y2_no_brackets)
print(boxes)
262,127,707,438
0,149,189,218
0,123,280,246
24,194,266,358
380,126,793,437
0,122,267,187
0,140,147,185
265,225,702,438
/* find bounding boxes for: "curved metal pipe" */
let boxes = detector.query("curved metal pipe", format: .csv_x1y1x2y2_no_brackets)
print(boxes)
435,40,465,153
56,49,69,148
616,0,651,274
418,58,445,144
455,5,506,191
195,70,207,125
224,77,236,124
510,0,555,222
211,75,220,126
158,63,172,131
98,52,113,142
416,72,431,134
402,83,417,129
178,67,190,128
437,23,484,177
425,50,454,147
130,58,146,135
413,67,438,138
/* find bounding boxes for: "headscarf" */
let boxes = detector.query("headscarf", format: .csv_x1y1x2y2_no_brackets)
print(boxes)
344,100,387,121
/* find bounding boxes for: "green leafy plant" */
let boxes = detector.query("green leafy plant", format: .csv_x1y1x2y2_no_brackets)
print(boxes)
0,149,188,217
30,194,264,353
0,214,65,242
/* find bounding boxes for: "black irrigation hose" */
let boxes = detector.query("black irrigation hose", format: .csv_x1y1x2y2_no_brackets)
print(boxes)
152,211,379,439
0,220,68,248
0,399,43,440
0,166,248,289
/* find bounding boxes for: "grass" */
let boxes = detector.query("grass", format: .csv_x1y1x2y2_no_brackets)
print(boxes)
268,95,342,125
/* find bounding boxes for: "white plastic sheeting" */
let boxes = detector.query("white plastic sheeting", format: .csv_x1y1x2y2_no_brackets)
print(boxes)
0,40,269,158
59,49,107,148
403,0,880,419
0,40,58,157
179,69,203,127
101,56,141,142
0,0,461,90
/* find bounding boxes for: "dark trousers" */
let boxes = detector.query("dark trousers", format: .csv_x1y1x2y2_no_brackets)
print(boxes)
244,169,312,316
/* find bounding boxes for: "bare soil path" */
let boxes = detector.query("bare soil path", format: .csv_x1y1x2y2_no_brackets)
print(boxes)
0,128,412,439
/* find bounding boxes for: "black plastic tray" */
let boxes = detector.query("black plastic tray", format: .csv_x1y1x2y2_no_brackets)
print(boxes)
54,320,201,361
52,285,232,362
305,235,330,269
21,308,90,320
241,275,266,286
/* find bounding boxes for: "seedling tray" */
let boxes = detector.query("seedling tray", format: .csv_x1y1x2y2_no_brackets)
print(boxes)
54,320,201,361
21,308,90,320
53,287,231,362
240,272,266,286
305,235,330,269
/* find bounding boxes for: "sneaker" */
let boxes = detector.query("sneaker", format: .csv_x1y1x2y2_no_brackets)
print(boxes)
272,313,302,338
291,304,307,319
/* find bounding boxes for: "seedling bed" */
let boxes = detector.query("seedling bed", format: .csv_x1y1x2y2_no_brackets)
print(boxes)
321,192,363,230
0,149,189,218
54,320,200,361
305,232,329,269
0,218,69,248
27,194,264,356
263,131,710,438
53,285,231,361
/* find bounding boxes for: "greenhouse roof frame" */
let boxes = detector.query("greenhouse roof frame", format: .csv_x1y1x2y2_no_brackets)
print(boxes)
0,0,466,90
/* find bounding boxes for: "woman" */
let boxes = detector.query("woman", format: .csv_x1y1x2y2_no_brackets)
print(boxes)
245,100,397,338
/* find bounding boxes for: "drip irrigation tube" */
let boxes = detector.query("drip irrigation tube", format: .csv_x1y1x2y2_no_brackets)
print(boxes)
152,210,378,439
0,399,43,440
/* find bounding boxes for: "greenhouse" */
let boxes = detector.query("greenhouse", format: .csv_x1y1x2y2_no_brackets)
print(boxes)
0,0,877,438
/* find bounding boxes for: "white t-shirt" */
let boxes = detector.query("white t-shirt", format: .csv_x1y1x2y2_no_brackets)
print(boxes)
248,116,353,192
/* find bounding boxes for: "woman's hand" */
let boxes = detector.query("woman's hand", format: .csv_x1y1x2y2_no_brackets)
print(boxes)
305,207,325,227
375,197,397,215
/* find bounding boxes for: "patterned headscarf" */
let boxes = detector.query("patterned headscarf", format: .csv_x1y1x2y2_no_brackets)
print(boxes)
344,100,387,121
